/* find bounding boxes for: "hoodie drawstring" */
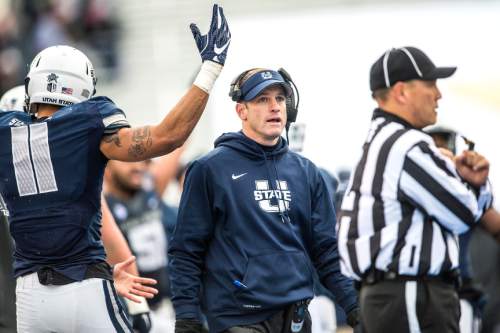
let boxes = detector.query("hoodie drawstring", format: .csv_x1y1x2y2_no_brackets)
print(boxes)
270,154,291,224
260,149,288,224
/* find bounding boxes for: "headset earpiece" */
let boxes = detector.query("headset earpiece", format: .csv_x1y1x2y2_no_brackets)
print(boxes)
278,68,299,126
229,70,251,102
286,95,298,124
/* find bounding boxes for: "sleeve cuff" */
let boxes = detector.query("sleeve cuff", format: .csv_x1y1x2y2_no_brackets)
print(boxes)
173,303,202,321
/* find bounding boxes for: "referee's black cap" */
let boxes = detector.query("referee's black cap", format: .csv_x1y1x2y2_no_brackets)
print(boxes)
370,46,457,92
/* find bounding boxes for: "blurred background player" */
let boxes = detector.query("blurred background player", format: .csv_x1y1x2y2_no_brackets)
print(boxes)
425,125,500,333
0,85,26,111
104,150,184,332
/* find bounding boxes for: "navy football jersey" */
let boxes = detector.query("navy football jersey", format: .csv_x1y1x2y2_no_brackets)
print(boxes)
106,190,170,273
0,97,129,280
105,189,174,304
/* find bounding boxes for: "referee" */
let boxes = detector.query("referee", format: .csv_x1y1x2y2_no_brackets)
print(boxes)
337,46,493,333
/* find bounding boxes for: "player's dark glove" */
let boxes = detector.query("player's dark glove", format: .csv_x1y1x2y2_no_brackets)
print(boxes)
346,307,360,328
190,4,231,65
175,318,204,333
132,312,152,333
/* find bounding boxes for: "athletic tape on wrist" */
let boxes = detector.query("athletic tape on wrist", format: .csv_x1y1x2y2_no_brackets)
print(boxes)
125,296,150,315
193,61,223,93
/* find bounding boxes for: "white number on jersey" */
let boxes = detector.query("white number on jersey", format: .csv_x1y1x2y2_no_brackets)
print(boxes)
11,123,58,196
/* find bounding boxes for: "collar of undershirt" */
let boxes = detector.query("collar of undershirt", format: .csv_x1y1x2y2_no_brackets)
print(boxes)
372,108,416,129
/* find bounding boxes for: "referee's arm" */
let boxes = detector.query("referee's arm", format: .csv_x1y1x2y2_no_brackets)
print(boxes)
399,141,493,234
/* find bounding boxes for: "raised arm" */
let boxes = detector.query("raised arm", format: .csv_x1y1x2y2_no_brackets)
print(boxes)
100,4,230,162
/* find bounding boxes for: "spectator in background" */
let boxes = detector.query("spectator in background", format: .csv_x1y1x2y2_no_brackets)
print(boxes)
0,6,23,96
80,0,121,76
0,0,122,97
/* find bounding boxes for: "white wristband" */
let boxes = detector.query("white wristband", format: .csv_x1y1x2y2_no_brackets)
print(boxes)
193,61,223,93
125,296,150,315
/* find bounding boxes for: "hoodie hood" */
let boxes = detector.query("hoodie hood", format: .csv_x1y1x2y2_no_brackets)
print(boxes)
214,131,288,160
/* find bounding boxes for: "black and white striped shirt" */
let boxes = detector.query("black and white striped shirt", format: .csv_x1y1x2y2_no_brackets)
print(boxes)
338,109,493,280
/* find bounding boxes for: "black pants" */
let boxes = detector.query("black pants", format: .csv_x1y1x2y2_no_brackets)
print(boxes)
224,307,312,333
360,279,460,333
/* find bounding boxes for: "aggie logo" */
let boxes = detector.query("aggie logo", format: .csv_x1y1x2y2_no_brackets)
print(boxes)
254,180,291,213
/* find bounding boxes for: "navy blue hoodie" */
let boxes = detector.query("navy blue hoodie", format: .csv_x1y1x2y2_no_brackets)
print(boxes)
169,132,357,332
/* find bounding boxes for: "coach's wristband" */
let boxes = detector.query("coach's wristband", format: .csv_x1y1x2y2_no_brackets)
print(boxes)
193,60,223,93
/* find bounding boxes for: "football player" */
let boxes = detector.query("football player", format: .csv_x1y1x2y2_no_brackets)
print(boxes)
0,83,156,332
0,3,230,332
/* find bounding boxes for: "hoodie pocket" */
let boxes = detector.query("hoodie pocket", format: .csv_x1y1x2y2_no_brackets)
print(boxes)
234,251,313,310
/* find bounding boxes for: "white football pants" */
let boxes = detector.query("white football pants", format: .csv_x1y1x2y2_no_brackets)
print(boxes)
16,272,133,333
459,299,481,333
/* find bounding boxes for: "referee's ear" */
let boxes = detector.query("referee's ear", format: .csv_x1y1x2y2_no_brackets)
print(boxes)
392,82,407,104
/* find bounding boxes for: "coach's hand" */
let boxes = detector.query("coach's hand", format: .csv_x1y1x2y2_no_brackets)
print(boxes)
113,256,158,303
190,4,231,65
455,150,489,188
175,318,204,333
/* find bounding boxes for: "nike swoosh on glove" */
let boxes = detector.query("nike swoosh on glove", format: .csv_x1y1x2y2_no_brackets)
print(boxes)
190,4,231,65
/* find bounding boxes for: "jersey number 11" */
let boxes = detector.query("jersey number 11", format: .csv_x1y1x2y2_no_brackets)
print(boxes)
11,123,58,196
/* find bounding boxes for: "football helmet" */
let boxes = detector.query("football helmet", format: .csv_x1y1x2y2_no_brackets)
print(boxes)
424,125,475,154
25,45,96,113
0,85,26,111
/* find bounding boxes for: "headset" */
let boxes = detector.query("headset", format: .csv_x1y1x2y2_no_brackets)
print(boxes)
228,68,300,136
